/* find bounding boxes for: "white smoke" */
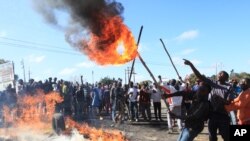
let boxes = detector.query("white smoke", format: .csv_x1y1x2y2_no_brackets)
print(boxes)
0,128,89,141
48,129,89,141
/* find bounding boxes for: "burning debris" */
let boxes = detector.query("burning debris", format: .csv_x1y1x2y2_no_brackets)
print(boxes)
65,119,126,141
32,0,137,65
0,90,127,141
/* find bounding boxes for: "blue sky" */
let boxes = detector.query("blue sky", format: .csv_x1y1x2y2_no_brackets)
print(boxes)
0,0,250,84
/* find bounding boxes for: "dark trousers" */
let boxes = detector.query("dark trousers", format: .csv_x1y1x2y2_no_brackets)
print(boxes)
76,102,84,116
140,103,151,120
153,102,161,120
130,101,138,120
208,118,230,141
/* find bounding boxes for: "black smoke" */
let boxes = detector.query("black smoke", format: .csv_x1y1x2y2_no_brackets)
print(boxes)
32,0,124,51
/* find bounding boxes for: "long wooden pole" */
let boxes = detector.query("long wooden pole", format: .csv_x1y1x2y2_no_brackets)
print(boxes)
160,39,183,82
128,26,143,84
137,54,157,84
128,28,170,110
137,52,170,111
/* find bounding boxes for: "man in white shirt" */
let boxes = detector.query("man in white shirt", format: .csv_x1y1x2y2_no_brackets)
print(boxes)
162,79,183,133
151,83,163,121
127,82,139,121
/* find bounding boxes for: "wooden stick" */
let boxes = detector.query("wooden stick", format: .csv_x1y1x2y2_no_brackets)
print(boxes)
137,52,170,111
128,26,143,84
160,39,183,82
137,54,157,84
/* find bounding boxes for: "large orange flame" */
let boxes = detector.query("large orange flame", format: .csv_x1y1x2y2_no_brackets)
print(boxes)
66,118,127,141
81,16,137,65
2,90,63,131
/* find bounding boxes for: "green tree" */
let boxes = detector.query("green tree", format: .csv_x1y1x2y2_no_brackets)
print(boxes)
99,76,115,85
230,72,250,81
139,80,152,86
239,72,250,79
210,75,216,81
0,59,8,64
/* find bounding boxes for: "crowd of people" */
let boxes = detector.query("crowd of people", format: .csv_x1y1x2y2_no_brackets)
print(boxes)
0,59,250,141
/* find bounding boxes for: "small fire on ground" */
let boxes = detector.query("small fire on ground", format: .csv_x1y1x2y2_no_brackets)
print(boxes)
0,91,126,141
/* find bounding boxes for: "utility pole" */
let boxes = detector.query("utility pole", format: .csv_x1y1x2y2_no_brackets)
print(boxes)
92,70,94,85
28,67,31,81
21,59,26,83
126,67,131,84
125,68,127,85
133,68,136,83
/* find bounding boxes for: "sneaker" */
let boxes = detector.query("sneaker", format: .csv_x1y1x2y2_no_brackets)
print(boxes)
135,119,139,122
100,116,103,120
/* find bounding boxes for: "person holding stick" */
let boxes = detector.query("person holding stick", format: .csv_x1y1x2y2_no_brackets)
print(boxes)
161,79,183,133
166,81,211,141
183,59,235,141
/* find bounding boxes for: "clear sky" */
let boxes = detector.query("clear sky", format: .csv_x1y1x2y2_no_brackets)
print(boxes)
0,0,249,84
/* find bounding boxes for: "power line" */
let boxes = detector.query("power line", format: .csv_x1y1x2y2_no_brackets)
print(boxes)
0,36,72,51
0,40,177,67
0,36,170,57
0,37,216,69
0,41,81,56
0,37,181,66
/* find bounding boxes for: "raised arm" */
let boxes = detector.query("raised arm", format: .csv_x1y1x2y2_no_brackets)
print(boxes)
183,59,205,81
80,75,84,86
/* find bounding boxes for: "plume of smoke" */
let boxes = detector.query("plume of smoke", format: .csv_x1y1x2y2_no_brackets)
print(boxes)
32,0,125,60
32,0,65,25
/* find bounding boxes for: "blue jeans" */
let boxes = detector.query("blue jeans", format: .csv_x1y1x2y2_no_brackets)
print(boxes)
178,128,201,141
229,111,237,125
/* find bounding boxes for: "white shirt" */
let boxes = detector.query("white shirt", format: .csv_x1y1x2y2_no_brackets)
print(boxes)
128,87,138,102
151,88,162,102
163,84,183,106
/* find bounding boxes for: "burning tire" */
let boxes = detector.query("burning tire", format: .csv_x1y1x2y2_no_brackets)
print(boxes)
52,113,65,135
